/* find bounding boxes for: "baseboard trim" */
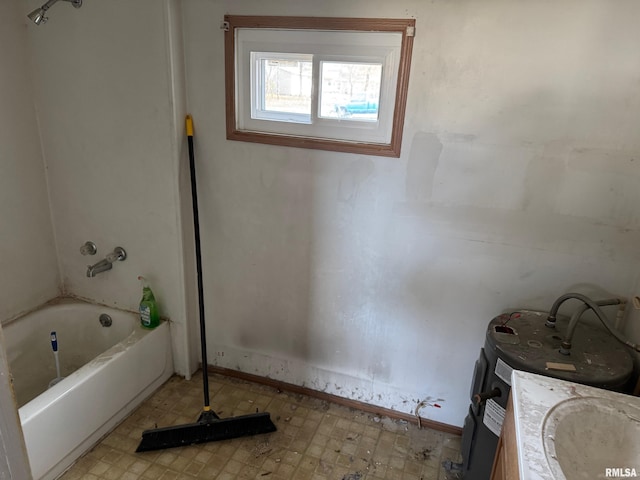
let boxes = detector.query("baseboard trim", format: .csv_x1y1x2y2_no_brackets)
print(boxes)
206,365,462,436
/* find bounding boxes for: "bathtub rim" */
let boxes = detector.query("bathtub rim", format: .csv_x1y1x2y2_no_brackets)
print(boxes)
1,295,148,328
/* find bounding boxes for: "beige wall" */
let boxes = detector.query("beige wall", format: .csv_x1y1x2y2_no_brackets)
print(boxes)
183,0,640,426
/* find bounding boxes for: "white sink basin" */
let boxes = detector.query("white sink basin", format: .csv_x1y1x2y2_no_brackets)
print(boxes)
542,396,640,480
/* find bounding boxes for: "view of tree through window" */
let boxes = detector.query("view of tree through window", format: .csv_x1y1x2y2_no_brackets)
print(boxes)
262,58,312,116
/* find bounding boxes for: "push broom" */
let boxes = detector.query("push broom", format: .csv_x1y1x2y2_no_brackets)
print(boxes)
136,115,277,452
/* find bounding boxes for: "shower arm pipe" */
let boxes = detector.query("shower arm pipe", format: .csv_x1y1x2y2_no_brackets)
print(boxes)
547,293,640,353
40,0,80,9
560,298,625,353
36,0,61,14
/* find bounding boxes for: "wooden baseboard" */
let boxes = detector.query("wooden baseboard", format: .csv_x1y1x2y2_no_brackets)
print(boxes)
206,365,462,436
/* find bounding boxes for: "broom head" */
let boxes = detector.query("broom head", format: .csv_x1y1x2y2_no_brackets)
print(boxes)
136,411,276,452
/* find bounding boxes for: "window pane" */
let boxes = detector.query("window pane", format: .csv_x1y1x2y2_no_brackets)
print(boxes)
255,55,312,122
319,62,383,121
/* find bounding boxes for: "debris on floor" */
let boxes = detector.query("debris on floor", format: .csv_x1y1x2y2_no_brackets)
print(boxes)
59,373,463,480
415,447,432,460
251,441,272,458
341,472,364,480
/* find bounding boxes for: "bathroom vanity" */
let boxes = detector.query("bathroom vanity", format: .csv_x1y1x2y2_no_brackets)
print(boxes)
462,306,634,480
491,370,640,480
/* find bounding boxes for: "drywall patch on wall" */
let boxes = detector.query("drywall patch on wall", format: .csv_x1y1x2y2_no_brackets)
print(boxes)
432,142,532,209
555,148,640,227
391,202,640,264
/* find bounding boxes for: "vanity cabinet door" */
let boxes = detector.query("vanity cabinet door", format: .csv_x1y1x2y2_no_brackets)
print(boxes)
491,435,506,480
490,394,520,480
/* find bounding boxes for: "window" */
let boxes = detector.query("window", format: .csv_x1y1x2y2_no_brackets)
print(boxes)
224,16,416,157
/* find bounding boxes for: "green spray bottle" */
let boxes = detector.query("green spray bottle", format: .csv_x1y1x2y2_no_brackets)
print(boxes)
138,276,160,329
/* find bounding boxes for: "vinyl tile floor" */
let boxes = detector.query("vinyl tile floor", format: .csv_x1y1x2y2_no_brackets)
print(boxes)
59,372,463,480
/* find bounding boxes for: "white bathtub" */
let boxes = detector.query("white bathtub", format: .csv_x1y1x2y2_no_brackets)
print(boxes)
3,299,173,480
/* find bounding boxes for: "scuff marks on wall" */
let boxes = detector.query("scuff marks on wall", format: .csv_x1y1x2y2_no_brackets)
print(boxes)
211,346,454,423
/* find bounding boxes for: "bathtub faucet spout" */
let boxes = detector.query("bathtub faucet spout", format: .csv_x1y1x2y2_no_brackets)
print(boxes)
86,247,127,277
86,259,112,277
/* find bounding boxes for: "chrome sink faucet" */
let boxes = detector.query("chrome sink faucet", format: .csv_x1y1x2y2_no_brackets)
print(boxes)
86,247,126,277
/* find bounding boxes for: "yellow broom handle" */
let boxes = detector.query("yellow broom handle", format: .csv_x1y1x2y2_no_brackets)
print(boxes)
185,114,194,137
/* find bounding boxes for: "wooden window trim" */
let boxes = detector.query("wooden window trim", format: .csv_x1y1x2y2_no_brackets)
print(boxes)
224,15,416,158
